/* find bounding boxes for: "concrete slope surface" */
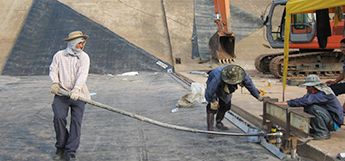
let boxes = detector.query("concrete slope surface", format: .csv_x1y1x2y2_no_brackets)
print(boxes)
0,0,276,75
230,5,263,41
0,73,280,161
0,0,32,72
163,0,195,65
3,0,170,76
193,0,217,61
193,0,265,61
58,0,270,66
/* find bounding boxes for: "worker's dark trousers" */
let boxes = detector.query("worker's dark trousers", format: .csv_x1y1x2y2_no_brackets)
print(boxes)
52,95,86,154
329,82,345,96
304,105,333,137
207,99,231,123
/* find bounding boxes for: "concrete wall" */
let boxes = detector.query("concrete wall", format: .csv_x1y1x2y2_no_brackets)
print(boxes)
163,0,194,64
0,0,33,71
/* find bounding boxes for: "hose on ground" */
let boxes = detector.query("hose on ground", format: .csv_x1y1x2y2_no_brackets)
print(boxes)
58,89,281,137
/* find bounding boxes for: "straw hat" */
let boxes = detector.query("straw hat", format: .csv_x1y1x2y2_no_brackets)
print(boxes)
64,31,88,41
221,64,245,85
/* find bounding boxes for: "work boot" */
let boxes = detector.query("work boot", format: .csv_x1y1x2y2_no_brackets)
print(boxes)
311,133,331,140
207,113,215,138
52,148,64,160
207,113,215,131
216,122,229,130
64,153,78,161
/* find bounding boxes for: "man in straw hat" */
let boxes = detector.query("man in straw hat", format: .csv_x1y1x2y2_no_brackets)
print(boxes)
277,74,343,140
49,31,90,161
205,64,263,134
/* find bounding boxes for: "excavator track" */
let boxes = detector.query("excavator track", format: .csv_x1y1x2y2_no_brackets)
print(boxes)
255,53,283,73
254,51,300,73
269,51,345,78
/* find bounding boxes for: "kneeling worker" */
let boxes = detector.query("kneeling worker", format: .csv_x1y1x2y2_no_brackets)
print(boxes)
276,74,343,140
205,64,263,131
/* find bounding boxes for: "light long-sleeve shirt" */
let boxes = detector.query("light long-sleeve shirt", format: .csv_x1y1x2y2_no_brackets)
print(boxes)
49,49,90,99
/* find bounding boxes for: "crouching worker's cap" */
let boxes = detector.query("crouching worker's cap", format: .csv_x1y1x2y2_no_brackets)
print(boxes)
221,64,245,85
300,74,335,95
300,74,322,87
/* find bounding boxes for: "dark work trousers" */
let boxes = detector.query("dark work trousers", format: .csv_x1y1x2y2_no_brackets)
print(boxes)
52,95,86,154
304,105,333,137
206,98,232,123
329,82,345,96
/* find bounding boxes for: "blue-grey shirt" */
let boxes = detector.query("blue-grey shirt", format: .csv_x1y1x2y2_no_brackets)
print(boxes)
205,66,260,103
287,91,344,125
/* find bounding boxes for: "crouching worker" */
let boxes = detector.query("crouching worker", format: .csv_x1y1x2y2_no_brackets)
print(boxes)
277,75,343,140
205,64,263,132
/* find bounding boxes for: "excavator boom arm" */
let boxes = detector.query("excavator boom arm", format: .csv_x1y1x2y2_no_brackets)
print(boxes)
213,0,230,33
208,0,235,64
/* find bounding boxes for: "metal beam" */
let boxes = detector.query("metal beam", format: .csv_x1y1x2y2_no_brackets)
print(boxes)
264,102,313,137
225,111,287,159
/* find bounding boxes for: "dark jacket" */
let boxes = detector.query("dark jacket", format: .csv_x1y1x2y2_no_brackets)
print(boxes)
287,91,344,126
205,66,260,103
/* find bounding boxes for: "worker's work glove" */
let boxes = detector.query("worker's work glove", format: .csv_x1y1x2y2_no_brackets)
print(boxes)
275,102,288,106
70,88,80,101
210,101,219,110
259,89,266,96
50,83,60,95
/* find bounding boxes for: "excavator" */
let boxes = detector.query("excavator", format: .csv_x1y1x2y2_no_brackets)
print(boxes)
255,0,345,78
208,0,236,64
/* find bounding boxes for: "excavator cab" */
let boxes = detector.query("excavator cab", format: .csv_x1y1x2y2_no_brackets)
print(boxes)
264,0,342,49
264,0,316,47
290,13,316,43
263,0,286,48
256,0,345,78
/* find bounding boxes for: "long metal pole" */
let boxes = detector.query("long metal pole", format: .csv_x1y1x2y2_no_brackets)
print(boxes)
58,89,281,137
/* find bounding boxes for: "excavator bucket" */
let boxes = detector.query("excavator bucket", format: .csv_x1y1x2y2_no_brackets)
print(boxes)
209,31,235,64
